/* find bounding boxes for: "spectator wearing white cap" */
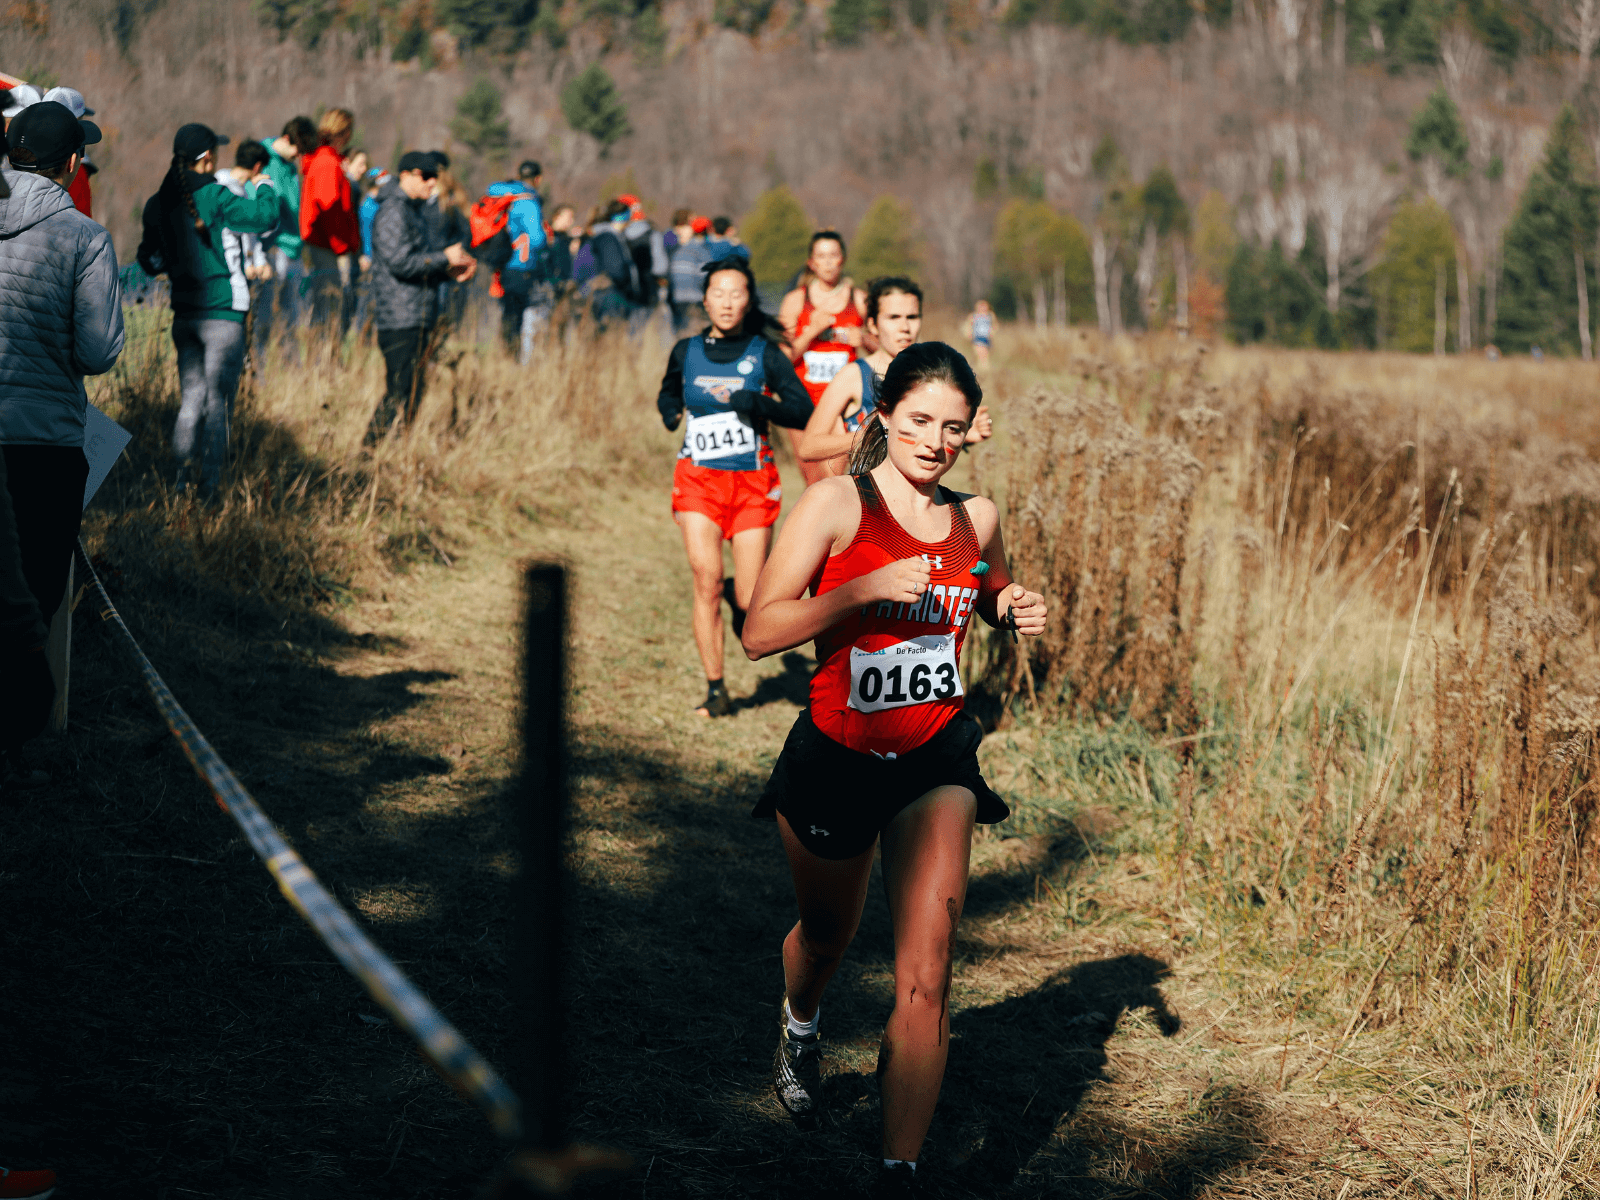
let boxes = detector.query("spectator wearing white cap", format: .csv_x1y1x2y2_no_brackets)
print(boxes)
0,83,41,130
41,87,95,217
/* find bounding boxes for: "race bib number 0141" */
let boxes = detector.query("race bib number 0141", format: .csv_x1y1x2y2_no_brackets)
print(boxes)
803,349,850,384
686,410,756,464
848,634,963,714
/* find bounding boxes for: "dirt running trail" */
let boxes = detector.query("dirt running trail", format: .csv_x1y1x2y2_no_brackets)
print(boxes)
318,471,1306,1199
4,468,1336,1200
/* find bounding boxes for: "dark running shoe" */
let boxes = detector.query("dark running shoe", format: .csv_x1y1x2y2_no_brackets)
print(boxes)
696,681,733,718
871,1162,920,1197
722,577,747,640
773,1006,823,1130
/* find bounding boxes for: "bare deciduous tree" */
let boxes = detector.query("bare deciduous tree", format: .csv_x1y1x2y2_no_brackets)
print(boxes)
1307,150,1397,311
1557,0,1600,93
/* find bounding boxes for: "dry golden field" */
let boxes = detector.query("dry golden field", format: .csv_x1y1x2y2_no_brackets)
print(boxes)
4,310,1598,1198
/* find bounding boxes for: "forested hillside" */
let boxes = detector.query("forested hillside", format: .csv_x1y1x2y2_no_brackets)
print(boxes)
7,0,1600,352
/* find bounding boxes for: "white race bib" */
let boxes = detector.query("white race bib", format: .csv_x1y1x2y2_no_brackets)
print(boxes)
848,634,963,713
686,409,757,464
803,349,850,384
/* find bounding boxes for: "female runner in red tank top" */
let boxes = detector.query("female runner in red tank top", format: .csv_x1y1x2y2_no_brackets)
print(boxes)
742,342,1047,1196
778,230,867,488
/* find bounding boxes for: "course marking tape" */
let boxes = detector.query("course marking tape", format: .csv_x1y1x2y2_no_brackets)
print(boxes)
74,541,524,1142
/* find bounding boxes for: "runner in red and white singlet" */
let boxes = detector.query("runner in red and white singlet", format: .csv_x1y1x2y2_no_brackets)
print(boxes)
798,276,995,480
741,341,1048,1191
806,470,981,759
778,231,867,488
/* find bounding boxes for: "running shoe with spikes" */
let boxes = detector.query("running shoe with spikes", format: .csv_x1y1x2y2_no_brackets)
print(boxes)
773,1002,823,1130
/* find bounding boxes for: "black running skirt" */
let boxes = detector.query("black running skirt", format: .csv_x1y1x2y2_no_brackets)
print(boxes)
753,708,1009,859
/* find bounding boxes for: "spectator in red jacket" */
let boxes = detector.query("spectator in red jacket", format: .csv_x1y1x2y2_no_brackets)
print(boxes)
41,88,95,217
299,107,358,335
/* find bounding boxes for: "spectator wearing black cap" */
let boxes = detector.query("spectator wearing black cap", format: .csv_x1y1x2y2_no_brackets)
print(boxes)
0,101,122,770
136,123,279,496
40,87,95,217
367,151,475,441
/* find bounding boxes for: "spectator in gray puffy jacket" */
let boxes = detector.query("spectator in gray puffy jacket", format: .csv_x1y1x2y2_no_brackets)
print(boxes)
0,102,123,752
366,151,473,443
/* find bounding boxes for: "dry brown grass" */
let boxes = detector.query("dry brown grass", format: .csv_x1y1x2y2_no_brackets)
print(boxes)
7,310,1600,1197
970,326,1600,1199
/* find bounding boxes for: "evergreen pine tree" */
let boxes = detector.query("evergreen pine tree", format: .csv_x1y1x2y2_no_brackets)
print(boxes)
851,196,922,282
740,187,812,286
450,76,510,160
1496,106,1600,355
1406,87,1470,179
561,64,632,150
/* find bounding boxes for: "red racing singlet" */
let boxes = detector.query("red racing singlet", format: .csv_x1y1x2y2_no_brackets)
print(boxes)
794,287,865,404
809,473,985,758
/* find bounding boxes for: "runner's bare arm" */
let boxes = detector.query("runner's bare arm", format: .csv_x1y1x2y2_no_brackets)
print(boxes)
831,288,867,349
796,367,863,462
962,404,994,446
778,289,809,362
963,495,1048,635
742,479,931,659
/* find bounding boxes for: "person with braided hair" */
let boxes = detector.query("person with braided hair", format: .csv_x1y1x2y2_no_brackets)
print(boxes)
137,123,279,497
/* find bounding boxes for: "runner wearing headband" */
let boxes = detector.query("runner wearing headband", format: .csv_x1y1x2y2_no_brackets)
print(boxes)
777,231,867,487
798,276,993,478
658,249,813,718
741,341,1047,1195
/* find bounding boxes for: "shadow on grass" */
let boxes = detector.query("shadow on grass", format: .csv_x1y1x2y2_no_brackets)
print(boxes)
734,650,813,712
553,733,1265,1199
5,550,1250,1200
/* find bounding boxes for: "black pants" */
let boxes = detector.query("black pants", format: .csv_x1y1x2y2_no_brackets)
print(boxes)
370,326,431,442
1,445,88,621
499,269,549,357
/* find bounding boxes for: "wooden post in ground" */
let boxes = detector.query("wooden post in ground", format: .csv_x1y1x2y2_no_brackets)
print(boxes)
517,562,570,1154
46,557,73,732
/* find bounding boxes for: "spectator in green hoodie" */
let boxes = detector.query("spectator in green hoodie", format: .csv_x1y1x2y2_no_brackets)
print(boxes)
137,123,278,497
254,115,316,366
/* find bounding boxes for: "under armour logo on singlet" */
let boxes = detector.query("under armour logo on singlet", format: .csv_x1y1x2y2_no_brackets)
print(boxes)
922,554,943,570
811,826,830,837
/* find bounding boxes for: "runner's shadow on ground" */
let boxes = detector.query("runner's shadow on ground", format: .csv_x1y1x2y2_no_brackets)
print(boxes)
819,954,1262,1198
735,650,813,712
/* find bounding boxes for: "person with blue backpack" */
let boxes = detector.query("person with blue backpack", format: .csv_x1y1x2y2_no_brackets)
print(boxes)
656,247,813,718
482,159,547,362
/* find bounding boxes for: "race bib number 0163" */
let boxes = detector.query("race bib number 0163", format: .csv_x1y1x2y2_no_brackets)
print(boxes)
686,410,756,464
803,349,850,384
848,634,963,713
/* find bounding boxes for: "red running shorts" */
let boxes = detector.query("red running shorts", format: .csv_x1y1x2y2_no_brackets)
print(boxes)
671,459,782,539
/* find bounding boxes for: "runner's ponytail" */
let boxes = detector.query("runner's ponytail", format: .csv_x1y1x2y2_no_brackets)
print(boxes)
159,153,211,251
848,412,889,475
847,342,982,477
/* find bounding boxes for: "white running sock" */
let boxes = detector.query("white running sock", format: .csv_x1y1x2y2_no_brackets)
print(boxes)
883,1159,917,1173
785,998,819,1038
